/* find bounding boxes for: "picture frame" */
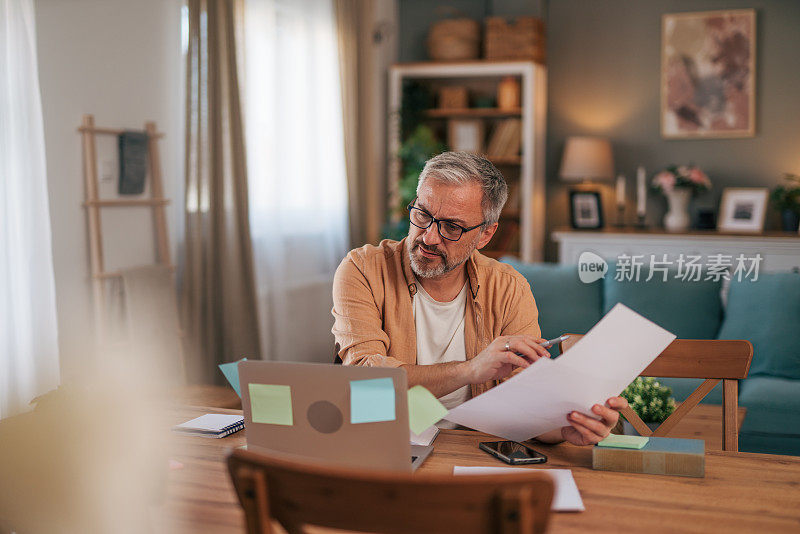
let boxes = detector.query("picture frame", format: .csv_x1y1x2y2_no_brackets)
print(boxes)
661,9,756,139
717,187,768,234
447,119,484,154
569,191,604,230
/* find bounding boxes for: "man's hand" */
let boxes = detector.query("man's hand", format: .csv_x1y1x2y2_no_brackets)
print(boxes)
463,335,551,384
559,396,628,446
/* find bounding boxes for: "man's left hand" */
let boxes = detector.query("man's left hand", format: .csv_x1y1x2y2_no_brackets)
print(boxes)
560,396,628,446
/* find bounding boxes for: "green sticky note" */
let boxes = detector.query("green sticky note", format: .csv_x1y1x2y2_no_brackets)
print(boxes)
407,385,448,435
249,383,293,425
350,378,396,423
597,434,649,449
218,358,247,397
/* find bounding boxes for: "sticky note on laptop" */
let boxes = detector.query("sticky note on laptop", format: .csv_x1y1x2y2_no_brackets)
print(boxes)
219,357,247,396
249,383,293,425
407,385,447,434
597,434,649,449
350,378,396,423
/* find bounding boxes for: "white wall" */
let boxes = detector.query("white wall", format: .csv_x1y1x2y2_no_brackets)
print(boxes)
34,0,184,380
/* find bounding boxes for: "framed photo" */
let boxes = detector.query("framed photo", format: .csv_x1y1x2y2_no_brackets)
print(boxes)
569,191,604,230
661,9,756,139
717,187,768,233
447,119,484,153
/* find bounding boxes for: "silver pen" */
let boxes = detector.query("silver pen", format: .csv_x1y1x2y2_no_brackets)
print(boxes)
539,334,570,349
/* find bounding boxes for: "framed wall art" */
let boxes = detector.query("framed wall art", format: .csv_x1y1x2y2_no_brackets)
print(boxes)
661,9,756,139
717,187,768,234
569,191,604,230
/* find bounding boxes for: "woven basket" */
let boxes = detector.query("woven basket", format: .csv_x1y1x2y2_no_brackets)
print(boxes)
484,16,546,63
427,18,481,61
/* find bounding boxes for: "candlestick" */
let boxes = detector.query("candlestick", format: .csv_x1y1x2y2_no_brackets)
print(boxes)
615,174,626,226
636,166,647,227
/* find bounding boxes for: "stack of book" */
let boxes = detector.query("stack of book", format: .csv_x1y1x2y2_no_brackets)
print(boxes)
486,119,522,160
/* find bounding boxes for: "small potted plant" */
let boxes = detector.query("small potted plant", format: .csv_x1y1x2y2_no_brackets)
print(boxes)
652,165,711,232
770,173,800,232
619,377,676,435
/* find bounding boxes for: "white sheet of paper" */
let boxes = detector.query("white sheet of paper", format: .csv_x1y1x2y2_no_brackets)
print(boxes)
453,466,585,512
444,304,676,441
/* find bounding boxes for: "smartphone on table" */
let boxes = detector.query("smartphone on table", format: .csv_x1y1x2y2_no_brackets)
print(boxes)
479,440,547,465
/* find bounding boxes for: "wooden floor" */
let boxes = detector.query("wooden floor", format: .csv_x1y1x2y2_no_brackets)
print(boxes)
152,405,800,534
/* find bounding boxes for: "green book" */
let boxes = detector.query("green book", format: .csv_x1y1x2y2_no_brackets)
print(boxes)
597,434,649,449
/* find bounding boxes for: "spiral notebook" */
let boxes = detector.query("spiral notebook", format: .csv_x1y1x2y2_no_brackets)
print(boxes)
172,414,244,438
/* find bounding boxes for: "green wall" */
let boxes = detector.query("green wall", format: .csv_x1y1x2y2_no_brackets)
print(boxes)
398,0,800,260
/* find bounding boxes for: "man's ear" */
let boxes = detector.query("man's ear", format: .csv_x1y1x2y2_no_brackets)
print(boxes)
475,222,498,249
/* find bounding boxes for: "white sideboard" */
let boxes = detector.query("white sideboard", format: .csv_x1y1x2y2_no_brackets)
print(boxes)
552,228,800,272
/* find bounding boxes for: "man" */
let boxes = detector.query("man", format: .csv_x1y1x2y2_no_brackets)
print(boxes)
332,152,626,445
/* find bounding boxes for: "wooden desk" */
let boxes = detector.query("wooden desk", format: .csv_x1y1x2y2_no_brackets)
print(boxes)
154,406,800,533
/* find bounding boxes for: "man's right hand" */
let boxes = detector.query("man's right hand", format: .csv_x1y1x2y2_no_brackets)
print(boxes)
462,335,551,384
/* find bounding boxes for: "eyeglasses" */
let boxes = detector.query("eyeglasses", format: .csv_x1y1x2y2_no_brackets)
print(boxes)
406,200,485,242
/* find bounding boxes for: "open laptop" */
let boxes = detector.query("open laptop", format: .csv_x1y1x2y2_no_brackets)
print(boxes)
239,361,433,472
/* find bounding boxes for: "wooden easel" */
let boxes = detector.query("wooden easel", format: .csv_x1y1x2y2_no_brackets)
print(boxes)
78,113,174,340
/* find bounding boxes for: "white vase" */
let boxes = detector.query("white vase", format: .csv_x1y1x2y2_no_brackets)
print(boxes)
663,188,691,232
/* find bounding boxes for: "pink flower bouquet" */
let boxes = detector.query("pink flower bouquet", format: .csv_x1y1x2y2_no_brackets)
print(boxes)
652,165,711,194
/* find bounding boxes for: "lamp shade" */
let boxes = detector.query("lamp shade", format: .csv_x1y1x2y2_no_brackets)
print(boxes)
559,136,615,182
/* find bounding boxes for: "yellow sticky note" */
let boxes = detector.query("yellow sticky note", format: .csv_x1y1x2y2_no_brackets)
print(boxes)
407,385,448,435
249,383,293,425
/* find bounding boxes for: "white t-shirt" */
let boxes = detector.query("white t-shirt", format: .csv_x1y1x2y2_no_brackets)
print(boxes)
412,280,472,426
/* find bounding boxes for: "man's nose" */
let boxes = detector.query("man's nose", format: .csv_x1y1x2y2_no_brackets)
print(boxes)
422,223,442,246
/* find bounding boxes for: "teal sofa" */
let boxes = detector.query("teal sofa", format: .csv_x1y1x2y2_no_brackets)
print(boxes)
502,258,800,457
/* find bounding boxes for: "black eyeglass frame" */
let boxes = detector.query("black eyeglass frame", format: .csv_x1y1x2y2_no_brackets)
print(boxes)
406,199,486,242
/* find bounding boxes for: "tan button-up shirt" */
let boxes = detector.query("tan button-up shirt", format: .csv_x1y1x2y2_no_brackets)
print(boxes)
331,238,541,398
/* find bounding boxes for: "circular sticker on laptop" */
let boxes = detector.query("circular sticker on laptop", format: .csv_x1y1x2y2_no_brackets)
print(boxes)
307,400,343,434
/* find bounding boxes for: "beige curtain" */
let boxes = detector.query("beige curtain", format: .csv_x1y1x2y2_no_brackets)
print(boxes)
183,0,261,384
335,0,398,247
335,0,364,248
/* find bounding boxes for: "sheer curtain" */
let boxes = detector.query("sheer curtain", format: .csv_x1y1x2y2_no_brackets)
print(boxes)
0,0,60,417
242,0,349,362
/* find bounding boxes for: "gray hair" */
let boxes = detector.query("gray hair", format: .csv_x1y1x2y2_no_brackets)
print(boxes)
416,151,508,226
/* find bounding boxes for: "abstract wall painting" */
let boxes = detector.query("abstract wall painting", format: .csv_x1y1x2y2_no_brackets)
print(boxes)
661,9,756,139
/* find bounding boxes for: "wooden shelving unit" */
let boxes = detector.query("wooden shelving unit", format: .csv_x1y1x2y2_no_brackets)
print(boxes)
423,107,522,119
388,60,547,262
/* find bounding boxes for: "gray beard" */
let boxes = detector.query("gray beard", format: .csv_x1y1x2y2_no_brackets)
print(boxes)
408,239,474,279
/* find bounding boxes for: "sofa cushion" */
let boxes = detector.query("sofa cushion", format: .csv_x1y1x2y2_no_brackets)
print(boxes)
501,259,602,357
739,376,800,436
603,267,723,339
717,272,800,380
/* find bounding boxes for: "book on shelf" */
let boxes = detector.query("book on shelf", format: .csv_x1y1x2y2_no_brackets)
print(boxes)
486,119,522,160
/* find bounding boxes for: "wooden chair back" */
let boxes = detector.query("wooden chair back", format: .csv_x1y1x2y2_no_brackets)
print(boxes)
227,448,554,534
558,336,753,452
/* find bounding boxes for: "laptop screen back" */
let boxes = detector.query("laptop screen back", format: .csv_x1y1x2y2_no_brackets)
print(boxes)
239,361,412,472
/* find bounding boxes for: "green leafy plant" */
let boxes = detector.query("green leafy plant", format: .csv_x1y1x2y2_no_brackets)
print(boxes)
397,125,446,209
770,173,800,215
382,80,446,241
620,377,676,424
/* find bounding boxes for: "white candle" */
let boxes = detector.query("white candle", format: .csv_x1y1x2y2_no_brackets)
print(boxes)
616,174,626,207
636,166,646,216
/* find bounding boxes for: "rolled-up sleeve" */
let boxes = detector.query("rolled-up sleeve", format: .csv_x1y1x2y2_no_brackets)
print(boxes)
331,256,405,368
